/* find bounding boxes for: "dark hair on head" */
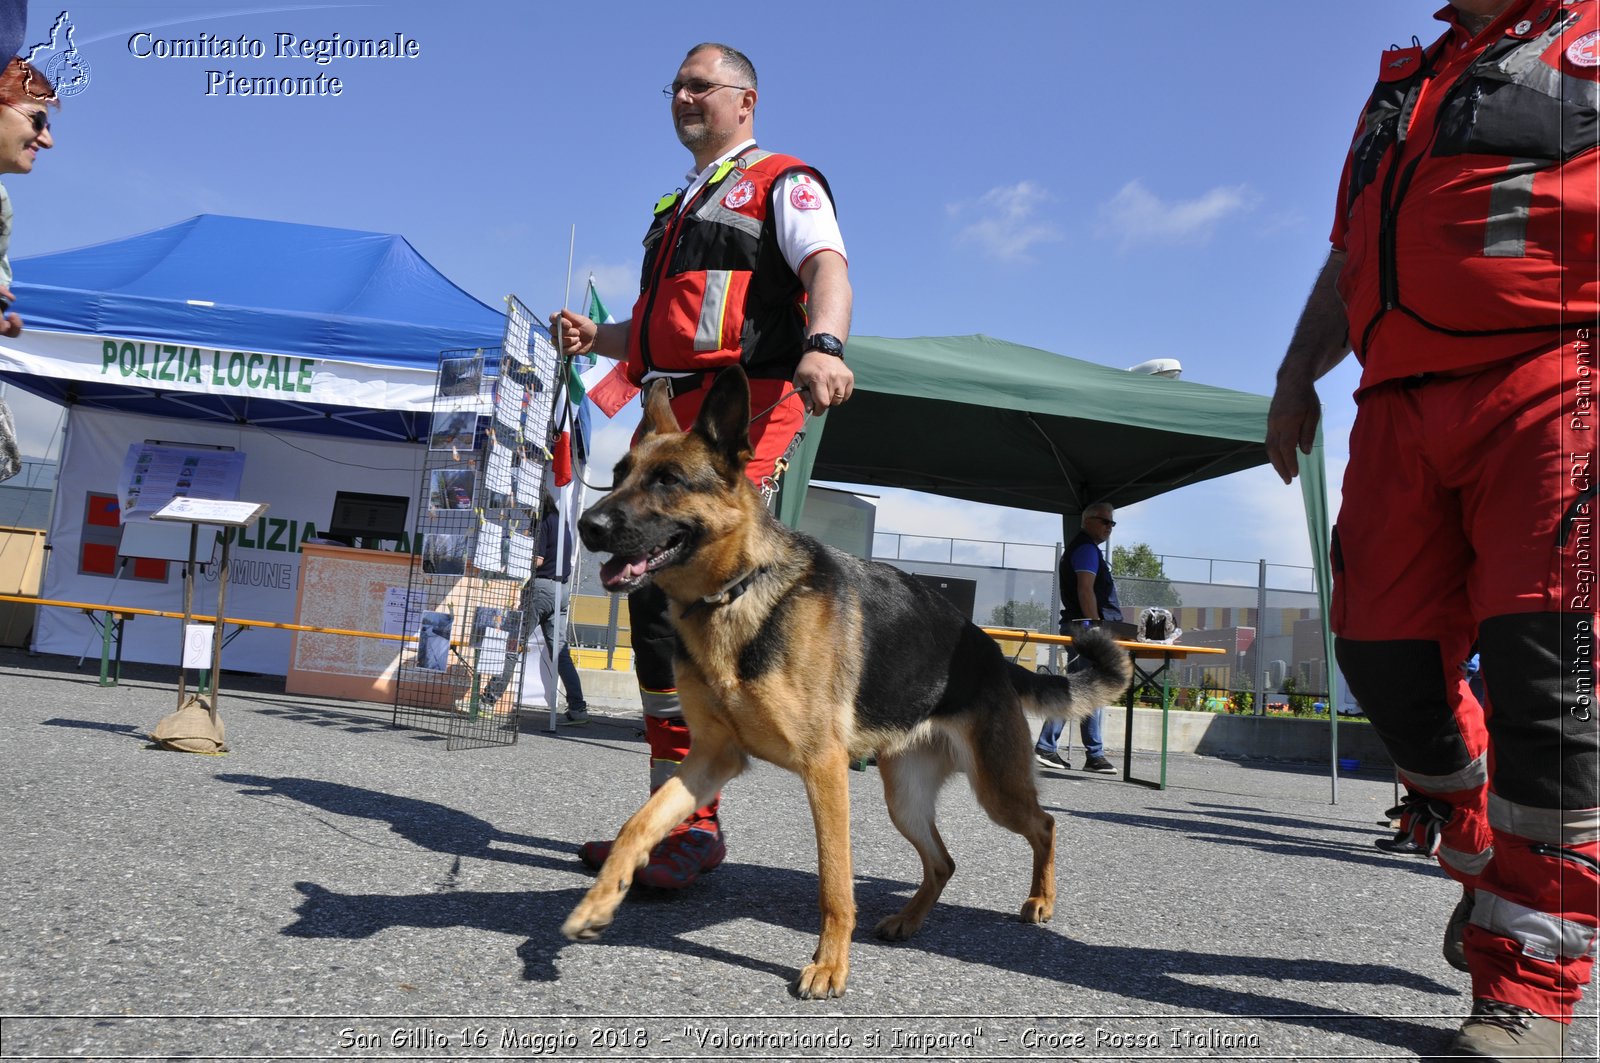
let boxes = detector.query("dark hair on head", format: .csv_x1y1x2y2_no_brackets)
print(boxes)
0,58,59,107
685,42,756,89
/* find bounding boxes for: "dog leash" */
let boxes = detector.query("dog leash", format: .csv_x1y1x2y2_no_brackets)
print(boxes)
757,385,813,511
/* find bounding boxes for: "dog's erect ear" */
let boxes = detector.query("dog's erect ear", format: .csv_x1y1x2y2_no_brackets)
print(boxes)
638,379,681,439
694,367,754,474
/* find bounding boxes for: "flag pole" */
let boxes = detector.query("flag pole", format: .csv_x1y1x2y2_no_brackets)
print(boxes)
545,225,579,732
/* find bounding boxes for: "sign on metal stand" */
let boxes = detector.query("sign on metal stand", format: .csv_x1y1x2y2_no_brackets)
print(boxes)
147,497,269,753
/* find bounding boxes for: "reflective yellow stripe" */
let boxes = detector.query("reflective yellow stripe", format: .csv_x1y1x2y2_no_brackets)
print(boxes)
640,687,682,718
695,270,732,352
650,757,682,791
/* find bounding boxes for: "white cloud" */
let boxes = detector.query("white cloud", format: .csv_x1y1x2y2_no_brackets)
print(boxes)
578,262,636,319
1096,179,1258,251
948,180,1063,262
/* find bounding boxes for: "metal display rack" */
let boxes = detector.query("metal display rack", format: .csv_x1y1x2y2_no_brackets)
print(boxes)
392,298,560,750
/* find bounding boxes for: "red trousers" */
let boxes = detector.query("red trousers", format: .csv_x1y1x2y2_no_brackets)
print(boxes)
1334,340,1600,1019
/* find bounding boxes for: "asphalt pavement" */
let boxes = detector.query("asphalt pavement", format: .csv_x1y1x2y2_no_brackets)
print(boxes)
1,647,1596,1062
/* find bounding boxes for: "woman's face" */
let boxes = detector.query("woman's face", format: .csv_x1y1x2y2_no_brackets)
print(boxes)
0,98,52,175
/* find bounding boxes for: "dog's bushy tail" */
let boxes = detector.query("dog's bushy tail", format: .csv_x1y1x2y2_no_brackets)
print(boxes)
1012,627,1133,722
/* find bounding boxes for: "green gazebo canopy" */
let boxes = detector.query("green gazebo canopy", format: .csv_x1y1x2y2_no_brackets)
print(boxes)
780,334,1294,521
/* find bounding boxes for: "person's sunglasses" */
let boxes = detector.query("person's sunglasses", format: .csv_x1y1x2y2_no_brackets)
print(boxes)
3,102,48,136
1094,517,1117,527
662,78,748,100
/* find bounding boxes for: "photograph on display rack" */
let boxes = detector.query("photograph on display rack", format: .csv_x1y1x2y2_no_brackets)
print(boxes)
438,355,483,398
428,410,478,452
415,610,453,672
427,469,475,511
421,533,467,575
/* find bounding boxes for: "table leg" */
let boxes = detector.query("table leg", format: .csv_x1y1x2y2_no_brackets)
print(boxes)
1121,661,1135,780
1159,660,1171,790
1121,656,1174,791
113,616,125,685
98,610,115,687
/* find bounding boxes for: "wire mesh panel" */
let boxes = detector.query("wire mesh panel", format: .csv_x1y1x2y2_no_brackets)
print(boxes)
392,298,560,750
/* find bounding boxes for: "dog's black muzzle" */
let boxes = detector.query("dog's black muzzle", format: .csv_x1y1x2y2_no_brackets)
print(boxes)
577,503,621,553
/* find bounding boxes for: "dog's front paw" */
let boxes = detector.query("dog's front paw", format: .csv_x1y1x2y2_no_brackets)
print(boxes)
794,961,849,1000
561,887,622,941
560,908,612,941
1019,896,1054,924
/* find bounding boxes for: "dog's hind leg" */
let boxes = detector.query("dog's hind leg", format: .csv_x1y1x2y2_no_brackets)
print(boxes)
873,737,957,942
561,722,745,942
795,744,857,1000
964,710,1058,925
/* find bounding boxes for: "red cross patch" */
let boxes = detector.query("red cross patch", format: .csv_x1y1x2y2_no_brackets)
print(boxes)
1568,30,1600,67
722,179,755,209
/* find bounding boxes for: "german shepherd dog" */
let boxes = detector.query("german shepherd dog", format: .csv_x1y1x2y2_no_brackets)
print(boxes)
562,367,1132,998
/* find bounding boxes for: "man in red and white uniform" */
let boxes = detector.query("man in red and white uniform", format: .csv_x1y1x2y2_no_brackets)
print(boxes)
551,42,853,890
1269,2,1600,1057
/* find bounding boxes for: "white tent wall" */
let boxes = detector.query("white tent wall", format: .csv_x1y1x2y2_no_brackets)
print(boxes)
37,407,425,674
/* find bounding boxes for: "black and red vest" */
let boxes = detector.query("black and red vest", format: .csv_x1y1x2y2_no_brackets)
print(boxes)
1336,0,1600,382
625,147,831,384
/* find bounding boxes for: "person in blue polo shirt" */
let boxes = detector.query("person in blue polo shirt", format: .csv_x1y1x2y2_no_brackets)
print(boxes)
1035,502,1121,774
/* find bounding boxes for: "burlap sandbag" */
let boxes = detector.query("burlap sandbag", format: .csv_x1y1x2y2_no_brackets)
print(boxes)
150,694,228,753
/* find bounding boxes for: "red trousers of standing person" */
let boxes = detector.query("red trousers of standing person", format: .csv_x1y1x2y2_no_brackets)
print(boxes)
1333,339,1600,1020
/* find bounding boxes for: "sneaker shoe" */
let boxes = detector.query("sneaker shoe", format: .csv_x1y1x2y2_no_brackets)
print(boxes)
1375,833,1429,855
1034,750,1069,771
577,820,726,890
1447,998,1565,1060
1083,755,1118,774
1443,888,1473,973
564,710,590,726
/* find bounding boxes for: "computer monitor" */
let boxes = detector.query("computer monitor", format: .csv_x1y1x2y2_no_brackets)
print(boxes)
327,491,410,542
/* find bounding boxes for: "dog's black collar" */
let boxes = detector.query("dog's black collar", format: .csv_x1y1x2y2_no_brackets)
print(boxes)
682,566,767,618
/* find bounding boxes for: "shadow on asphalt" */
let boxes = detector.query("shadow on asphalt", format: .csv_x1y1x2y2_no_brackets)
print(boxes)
220,772,1457,1052
41,717,149,740
216,774,572,870
1056,805,1449,880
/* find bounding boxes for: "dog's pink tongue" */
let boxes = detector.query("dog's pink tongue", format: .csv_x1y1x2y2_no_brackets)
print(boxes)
600,554,650,589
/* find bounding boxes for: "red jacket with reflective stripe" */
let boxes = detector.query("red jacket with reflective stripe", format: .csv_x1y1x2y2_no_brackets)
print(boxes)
626,148,825,384
1333,0,1600,388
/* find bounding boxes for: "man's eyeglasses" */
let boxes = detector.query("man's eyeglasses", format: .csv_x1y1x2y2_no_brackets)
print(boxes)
1092,516,1117,527
2,102,48,135
662,79,749,100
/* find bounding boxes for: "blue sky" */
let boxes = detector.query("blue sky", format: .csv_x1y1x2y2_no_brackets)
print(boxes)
2,0,1444,580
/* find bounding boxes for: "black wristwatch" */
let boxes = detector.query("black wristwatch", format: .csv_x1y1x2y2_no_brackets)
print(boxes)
803,332,845,359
